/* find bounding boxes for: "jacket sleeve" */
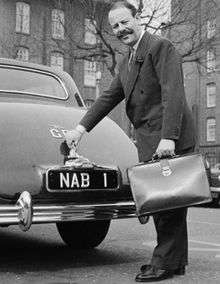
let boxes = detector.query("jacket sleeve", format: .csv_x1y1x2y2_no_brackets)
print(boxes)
79,73,125,132
151,39,185,141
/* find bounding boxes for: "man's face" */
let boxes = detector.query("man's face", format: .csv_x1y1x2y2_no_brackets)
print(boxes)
108,6,142,47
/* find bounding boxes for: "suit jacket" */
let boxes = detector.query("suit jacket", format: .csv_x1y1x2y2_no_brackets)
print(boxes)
80,31,196,161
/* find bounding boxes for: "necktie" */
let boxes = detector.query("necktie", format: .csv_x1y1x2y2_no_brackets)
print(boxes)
128,48,135,71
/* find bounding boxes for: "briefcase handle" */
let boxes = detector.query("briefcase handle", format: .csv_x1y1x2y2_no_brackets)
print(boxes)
130,153,199,169
151,153,177,162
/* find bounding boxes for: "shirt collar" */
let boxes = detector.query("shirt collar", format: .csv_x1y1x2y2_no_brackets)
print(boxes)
132,30,145,52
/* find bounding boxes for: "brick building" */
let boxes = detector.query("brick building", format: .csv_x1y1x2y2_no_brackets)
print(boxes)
0,0,130,135
185,0,220,166
166,0,220,166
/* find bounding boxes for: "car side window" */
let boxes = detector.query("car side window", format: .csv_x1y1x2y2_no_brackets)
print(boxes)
0,66,69,100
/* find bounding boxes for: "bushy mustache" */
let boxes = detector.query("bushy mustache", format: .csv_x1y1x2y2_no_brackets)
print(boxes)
117,28,133,39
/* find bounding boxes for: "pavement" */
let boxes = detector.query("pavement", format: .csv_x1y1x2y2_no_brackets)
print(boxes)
0,206,219,284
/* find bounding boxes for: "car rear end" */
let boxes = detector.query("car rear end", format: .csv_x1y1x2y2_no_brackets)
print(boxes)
0,60,138,239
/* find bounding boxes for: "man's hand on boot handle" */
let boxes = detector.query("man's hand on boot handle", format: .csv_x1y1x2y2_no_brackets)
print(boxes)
65,125,86,148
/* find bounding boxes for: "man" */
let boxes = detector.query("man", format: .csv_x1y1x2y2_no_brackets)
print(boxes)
65,1,195,282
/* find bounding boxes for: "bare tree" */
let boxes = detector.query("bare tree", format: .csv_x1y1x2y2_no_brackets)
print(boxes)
49,0,122,76
55,0,218,76
1,0,217,77
161,0,219,67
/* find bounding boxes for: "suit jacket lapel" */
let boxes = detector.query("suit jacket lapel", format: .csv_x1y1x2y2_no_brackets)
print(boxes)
124,31,151,101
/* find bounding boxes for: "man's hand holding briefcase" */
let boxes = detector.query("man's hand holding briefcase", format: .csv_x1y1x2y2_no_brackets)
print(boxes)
127,153,212,218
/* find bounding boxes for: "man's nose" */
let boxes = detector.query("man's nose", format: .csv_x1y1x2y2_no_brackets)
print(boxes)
116,24,126,36
118,23,125,30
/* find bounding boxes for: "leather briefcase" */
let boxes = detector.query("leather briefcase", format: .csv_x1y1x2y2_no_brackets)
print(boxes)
127,153,212,217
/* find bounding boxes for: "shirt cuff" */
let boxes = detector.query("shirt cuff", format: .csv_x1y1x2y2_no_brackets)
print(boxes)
76,124,87,134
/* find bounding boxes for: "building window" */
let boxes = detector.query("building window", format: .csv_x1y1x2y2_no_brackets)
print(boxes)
207,82,216,108
84,18,96,45
50,52,64,70
207,118,216,142
84,60,96,87
52,9,64,39
207,49,215,73
15,2,30,34
16,47,29,61
207,19,216,39
166,0,171,22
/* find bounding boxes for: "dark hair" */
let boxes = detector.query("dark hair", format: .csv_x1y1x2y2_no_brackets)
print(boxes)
109,1,138,17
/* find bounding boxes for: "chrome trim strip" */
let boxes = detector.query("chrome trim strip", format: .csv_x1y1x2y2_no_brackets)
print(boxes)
0,64,69,100
210,186,220,193
0,90,68,101
0,201,136,228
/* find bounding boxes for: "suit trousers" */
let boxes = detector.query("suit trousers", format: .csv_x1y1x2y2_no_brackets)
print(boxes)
150,146,195,270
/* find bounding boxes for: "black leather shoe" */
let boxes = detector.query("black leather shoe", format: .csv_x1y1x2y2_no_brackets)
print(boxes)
140,264,152,273
135,266,174,282
140,264,185,275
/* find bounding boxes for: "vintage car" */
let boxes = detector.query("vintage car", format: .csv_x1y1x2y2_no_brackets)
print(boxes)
0,58,138,248
210,163,220,206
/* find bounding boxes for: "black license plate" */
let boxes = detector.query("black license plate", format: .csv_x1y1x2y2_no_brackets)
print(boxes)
46,167,119,191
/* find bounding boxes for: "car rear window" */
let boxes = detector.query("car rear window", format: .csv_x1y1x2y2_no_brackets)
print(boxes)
0,66,68,99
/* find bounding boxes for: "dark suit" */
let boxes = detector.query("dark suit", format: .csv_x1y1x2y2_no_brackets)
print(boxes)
80,31,196,269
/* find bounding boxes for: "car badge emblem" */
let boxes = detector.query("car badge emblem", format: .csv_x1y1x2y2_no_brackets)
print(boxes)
49,125,67,139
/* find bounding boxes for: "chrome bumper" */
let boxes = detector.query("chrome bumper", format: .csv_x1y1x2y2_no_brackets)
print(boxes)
210,186,220,193
0,191,136,232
